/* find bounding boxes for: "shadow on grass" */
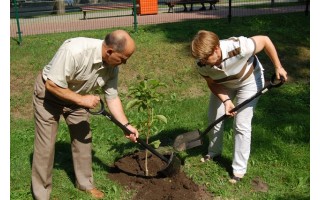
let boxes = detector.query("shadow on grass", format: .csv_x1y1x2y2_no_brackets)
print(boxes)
119,82,308,178
275,195,310,200
29,141,114,187
136,12,309,83
28,79,309,188
145,127,233,176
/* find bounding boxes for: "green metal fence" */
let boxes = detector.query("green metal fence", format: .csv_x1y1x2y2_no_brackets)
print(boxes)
10,0,309,43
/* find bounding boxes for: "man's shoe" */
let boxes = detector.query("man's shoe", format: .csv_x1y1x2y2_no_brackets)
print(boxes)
86,188,104,199
200,154,222,163
200,155,211,162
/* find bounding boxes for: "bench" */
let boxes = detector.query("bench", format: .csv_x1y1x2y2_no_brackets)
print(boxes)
80,3,134,20
166,0,219,13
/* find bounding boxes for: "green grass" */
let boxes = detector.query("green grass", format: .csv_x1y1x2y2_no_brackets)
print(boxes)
11,12,310,199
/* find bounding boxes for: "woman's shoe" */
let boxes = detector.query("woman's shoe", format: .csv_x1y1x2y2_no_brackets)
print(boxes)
229,175,242,184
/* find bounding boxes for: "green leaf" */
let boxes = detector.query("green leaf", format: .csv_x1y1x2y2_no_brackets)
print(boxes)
150,140,161,149
112,185,118,193
155,115,167,124
126,99,142,110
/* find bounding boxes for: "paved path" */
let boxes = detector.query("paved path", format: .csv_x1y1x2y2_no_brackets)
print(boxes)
10,4,306,37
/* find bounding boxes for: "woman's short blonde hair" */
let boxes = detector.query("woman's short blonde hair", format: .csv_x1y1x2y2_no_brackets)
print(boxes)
191,30,220,61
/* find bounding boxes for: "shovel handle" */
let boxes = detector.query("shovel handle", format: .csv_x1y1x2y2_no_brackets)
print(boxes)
87,100,169,163
269,74,285,88
230,74,284,113
200,74,285,137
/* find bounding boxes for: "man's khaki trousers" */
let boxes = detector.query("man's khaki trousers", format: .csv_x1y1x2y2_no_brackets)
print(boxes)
31,73,95,200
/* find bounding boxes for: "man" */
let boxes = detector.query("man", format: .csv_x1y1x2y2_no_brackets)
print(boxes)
191,30,287,183
31,30,139,199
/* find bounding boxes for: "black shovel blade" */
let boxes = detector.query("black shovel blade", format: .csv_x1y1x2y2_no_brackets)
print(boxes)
159,152,181,177
173,130,203,152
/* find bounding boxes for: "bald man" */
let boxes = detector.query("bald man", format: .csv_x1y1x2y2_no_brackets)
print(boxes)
31,30,139,199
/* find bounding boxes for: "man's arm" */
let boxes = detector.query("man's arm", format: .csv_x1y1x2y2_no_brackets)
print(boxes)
106,96,139,142
45,79,100,108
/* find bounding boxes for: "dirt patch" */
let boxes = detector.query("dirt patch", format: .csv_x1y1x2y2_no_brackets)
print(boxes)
108,150,214,200
251,176,269,193
10,71,37,120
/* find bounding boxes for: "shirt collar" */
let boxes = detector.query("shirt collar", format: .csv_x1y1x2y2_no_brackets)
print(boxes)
93,40,103,64
220,40,228,62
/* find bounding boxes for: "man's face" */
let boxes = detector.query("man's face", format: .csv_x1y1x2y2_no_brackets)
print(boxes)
104,49,130,67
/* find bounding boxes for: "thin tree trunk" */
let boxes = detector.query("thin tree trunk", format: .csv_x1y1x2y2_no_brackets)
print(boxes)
54,0,65,14
144,107,152,176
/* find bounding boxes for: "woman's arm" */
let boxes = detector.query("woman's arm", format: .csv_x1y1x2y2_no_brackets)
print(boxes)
251,35,288,81
204,76,236,116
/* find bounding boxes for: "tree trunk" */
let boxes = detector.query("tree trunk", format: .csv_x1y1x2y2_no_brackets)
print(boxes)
271,0,275,7
54,0,65,14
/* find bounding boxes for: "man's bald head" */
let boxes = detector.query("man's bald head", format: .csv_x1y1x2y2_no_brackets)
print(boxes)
104,30,135,55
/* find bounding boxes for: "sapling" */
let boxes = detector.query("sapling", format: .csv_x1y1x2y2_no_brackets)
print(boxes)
126,78,167,176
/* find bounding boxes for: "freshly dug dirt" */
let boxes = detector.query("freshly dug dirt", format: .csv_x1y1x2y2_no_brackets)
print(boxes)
108,150,214,200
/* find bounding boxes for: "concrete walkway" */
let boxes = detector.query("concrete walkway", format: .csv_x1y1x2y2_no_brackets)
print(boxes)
10,4,307,37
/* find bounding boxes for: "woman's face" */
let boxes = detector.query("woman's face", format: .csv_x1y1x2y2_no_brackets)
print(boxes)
201,46,222,66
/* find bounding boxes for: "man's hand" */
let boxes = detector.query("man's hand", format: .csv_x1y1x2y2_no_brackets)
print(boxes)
125,124,139,143
80,95,101,109
45,80,100,108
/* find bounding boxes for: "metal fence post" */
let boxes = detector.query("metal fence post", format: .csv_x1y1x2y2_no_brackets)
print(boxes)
133,0,138,32
13,0,23,45
305,0,309,16
228,0,232,23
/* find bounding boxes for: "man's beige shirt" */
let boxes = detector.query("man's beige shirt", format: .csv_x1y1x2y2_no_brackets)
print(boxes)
42,37,119,100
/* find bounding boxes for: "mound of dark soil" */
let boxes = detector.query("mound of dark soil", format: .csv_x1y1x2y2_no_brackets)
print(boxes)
108,150,214,200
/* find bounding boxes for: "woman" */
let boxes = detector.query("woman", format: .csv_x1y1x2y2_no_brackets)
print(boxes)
190,30,287,183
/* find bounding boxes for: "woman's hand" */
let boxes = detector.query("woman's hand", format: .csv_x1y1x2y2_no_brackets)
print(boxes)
224,99,236,117
275,65,288,82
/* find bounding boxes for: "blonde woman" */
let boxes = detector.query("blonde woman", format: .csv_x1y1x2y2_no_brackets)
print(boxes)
191,30,287,183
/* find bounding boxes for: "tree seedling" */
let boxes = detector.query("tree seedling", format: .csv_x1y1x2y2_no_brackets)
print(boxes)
126,78,167,176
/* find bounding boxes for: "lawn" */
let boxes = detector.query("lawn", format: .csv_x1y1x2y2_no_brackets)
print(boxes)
10,12,310,199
